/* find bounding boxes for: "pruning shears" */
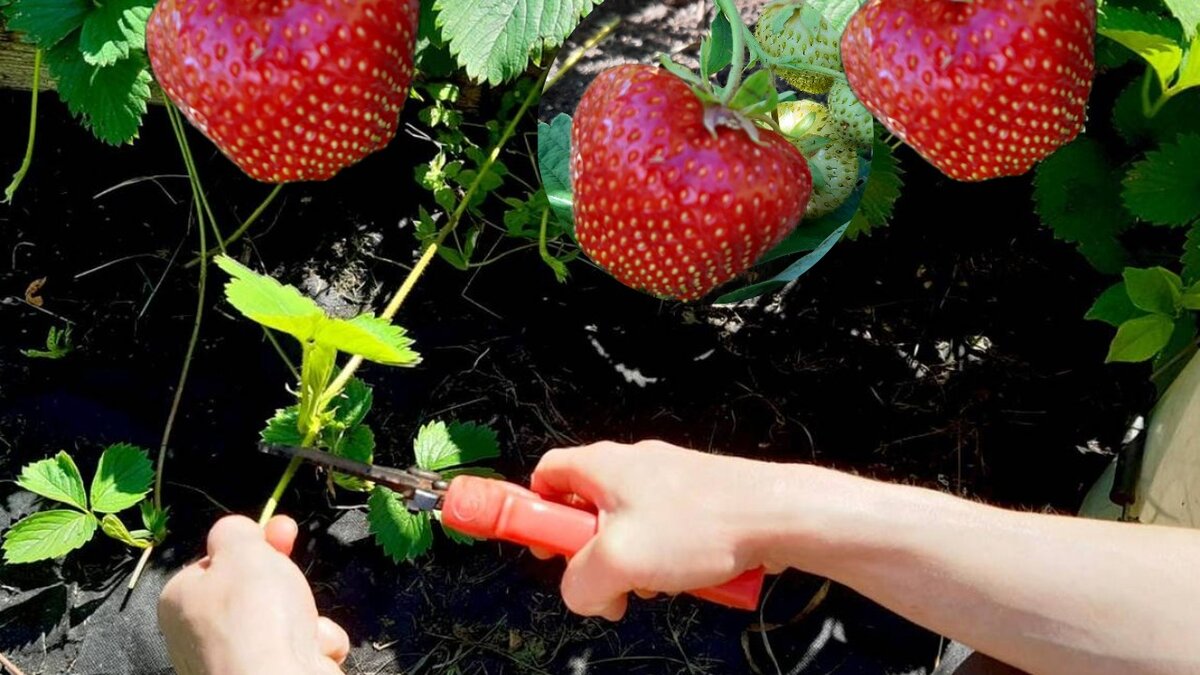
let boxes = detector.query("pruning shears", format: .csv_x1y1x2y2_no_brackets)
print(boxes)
258,444,765,610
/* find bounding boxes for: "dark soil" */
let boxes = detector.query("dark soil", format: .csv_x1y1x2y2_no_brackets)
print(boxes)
0,42,1151,675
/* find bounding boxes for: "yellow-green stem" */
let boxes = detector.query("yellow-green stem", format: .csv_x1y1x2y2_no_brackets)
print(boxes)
3,48,42,204
185,184,285,269
256,68,548,524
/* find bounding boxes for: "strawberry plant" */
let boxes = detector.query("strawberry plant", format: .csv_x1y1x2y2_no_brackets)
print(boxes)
3,445,168,564
541,0,888,303
1033,0,1200,392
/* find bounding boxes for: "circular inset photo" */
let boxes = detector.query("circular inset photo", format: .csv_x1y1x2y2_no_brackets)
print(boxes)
538,0,879,304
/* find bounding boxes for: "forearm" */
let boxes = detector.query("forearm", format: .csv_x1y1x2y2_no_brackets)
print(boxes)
746,464,1200,675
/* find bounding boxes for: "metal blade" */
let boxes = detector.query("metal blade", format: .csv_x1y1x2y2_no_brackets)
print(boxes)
257,443,420,493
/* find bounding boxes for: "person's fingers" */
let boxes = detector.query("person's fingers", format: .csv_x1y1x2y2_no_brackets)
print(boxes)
158,562,206,614
560,534,633,621
530,446,611,506
316,616,350,665
633,589,658,600
264,515,299,556
206,515,264,556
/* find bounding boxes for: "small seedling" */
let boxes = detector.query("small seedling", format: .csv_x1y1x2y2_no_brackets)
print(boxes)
3,444,168,563
21,325,72,360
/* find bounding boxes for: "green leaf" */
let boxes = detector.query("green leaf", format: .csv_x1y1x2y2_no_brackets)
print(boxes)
728,69,778,114
45,35,152,145
216,256,419,365
330,425,375,492
89,443,153,514
367,486,433,562
435,0,601,84
804,0,867,33
140,501,169,543
1086,282,1145,327
315,315,421,366
17,451,88,511
1184,220,1200,284
1033,138,1131,273
260,406,303,446
538,114,575,234
701,11,733,81
3,510,98,563
1098,6,1184,90
1182,287,1200,310
215,255,326,339
331,378,373,429
1122,134,1200,227
413,420,501,471
846,133,903,240
79,0,153,66
1112,77,1200,147
1163,0,1200,41
1123,266,1183,315
1152,314,1198,394
99,514,150,549
1106,314,1177,362
3,0,90,49
21,325,72,360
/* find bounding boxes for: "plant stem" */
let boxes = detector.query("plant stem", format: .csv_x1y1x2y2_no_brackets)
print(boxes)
256,68,549,525
1140,66,1155,118
3,49,42,205
716,0,747,104
128,545,154,591
544,18,621,93
184,184,285,269
154,104,212,514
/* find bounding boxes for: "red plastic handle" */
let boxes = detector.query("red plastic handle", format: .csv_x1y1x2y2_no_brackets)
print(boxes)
441,475,764,610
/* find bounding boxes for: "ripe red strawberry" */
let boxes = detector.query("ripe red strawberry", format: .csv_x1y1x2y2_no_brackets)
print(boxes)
571,65,812,301
146,0,419,183
841,0,1095,181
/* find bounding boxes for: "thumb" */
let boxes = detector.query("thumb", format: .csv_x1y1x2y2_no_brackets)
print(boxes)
264,515,299,557
560,533,635,621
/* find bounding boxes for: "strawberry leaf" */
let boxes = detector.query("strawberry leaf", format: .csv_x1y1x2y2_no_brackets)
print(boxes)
316,315,420,367
367,486,433,562
1184,220,1200,284
79,0,153,66
846,133,903,240
700,11,734,81
1163,0,1200,41
329,425,375,492
1086,283,1145,327
45,35,152,145
1098,6,1185,90
89,443,153,514
3,0,90,49
3,510,98,563
1107,314,1176,362
1112,77,1200,147
1176,35,1200,91
435,0,601,85
805,0,868,33
537,114,575,233
1034,138,1131,273
17,451,88,511
140,502,169,543
413,420,501,471
215,255,326,338
1152,315,1198,394
260,406,303,446
330,378,373,429
99,513,150,549
1123,267,1183,315
1122,134,1200,227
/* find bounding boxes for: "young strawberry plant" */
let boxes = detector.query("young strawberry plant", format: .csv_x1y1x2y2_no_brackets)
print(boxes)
3,445,168,564
214,255,500,557
1034,0,1200,392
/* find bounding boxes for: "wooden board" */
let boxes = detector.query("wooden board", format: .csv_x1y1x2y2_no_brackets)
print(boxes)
0,31,163,102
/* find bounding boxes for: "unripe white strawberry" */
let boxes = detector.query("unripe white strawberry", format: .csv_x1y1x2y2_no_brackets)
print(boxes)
777,101,859,217
755,0,841,95
827,81,874,150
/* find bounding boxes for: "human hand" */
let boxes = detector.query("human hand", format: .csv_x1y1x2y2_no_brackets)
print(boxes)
158,515,349,675
531,440,777,620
